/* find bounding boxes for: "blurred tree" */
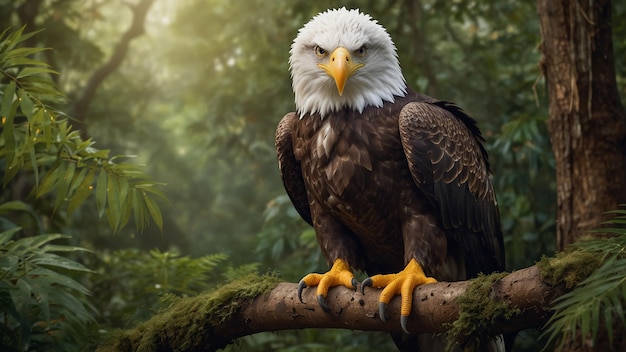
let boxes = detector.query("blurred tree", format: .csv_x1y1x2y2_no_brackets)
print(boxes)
537,0,626,350
538,0,626,248
69,0,155,138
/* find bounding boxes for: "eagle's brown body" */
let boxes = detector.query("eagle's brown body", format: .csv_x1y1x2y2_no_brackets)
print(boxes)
282,8,506,350
276,89,504,283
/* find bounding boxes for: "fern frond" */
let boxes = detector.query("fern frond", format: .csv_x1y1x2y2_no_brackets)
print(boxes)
0,227,97,350
542,206,626,350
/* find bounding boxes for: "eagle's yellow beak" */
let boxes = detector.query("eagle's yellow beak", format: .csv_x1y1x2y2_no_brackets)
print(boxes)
318,47,364,96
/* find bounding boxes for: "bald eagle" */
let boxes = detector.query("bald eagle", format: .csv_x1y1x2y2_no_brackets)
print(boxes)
276,8,505,351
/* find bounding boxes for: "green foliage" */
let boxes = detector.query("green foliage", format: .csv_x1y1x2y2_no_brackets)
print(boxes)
256,195,323,281
0,26,166,233
0,26,170,351
0,226,96,351
542,208,626,350
90,249,230,328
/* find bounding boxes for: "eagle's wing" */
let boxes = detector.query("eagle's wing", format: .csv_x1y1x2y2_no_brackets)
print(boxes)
398,102,505,276
275,112,312,226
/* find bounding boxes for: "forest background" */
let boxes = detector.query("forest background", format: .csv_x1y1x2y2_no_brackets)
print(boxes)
0,0,624,351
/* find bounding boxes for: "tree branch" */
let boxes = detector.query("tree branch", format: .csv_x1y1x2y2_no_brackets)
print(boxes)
97,265,569,352
70,0,154,137
242,266,560,334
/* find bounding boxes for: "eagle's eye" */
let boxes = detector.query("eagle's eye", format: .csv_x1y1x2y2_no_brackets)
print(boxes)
314,45,327,57
355,45,367,57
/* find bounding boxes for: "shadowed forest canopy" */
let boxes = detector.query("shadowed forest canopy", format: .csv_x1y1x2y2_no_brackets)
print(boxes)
0,0,624,351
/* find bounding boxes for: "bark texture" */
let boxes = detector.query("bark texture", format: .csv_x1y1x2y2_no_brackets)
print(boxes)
243,267,556,335
537,0,626,251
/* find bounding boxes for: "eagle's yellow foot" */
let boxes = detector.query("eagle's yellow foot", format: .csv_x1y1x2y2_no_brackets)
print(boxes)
361,259,436,333
298,258,357,313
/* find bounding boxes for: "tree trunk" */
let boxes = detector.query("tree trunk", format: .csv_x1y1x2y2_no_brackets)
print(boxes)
537,0,626,350
537,0,626,251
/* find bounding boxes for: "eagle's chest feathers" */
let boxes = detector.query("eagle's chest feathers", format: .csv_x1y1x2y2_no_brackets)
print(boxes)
294,112,407,221
312,122,372,193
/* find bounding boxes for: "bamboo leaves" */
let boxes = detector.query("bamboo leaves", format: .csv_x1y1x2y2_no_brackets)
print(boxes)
0,26,167,232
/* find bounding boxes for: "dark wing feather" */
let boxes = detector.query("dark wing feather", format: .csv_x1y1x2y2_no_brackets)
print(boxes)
275,112,312,226
399,102,504,276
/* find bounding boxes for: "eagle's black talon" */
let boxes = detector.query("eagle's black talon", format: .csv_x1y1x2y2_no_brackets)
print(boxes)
351,278,359,291
401,315,410,334
318,294,331,313
361,277,372,295
378,302,388,322
297,280,307,303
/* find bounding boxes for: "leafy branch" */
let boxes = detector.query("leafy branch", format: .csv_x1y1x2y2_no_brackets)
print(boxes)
0,26,171,351
0,26,166,232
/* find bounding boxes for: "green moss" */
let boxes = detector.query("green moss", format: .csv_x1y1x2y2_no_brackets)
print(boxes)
97,273,281,352
444,272,517,352
536,248,602,288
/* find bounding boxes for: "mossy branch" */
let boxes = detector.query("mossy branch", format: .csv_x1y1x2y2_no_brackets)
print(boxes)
97,250,598,352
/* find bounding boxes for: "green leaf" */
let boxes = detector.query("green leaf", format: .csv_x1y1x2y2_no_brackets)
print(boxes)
3,47,48,62
0,227,22,246
1,27,42,51
26,267,90,294
119,190,133,231
118,177,130,207
590,298,600,341
18,89,34,118
31,253,94,273
1,81,18,184
0,200,33,213
135,183,169,202
27,126,39,185
107,175,121,231
10,234,67,253
67,169,95,214
37,163,60,198
10,278,33,319
131,188,147,232
37,287,50,324
42,244,92,253
0,255,19,280
17,66,59,78
96,170,107,218
143,191,163,231
2,80,16,117
53,161,74,210
604,304,614,344
67,166,87,197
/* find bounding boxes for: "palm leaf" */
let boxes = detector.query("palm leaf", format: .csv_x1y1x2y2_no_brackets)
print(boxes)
542,206,626,350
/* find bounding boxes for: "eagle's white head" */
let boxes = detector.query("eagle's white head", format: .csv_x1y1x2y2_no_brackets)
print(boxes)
289,8,407,118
